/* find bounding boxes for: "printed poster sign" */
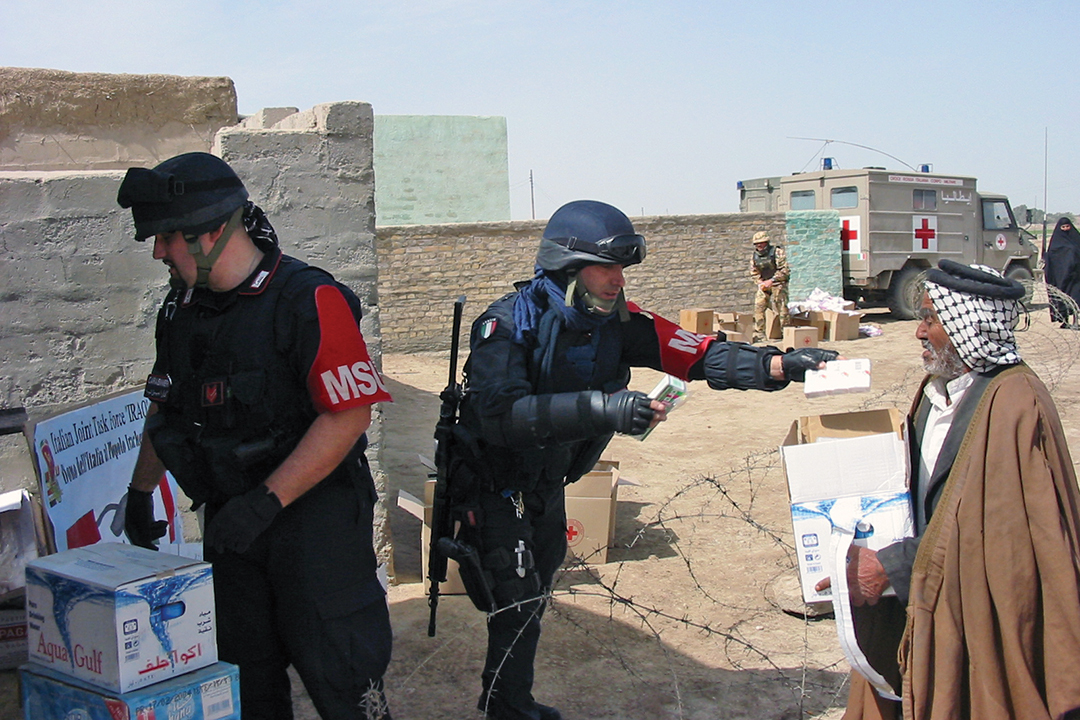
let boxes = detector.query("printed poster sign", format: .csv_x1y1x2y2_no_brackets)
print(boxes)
29,390,183,553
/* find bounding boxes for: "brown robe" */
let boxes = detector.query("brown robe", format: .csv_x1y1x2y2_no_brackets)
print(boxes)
844,364,1080,720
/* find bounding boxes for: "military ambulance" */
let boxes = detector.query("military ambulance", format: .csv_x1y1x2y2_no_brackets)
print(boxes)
738,167,1038,318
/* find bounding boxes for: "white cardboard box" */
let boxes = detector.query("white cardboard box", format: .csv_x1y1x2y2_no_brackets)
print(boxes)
20,660,240,720
780,409,912,603
803,359,872,398
25,542,216,693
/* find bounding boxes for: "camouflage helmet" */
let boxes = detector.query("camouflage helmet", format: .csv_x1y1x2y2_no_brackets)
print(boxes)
751,230,770,247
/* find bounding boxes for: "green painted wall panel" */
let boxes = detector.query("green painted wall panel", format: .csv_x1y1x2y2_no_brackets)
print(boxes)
373,115,510,226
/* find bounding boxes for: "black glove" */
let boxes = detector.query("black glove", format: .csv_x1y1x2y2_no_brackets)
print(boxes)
603,390,655,436
781,347,840,382
124,486,169,550
204,485,283,555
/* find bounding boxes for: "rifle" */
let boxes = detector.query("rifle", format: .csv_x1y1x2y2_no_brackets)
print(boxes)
427,295,466,637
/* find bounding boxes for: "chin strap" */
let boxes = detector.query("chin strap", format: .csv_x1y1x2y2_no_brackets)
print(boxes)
565,274,631,322
184,207,244,289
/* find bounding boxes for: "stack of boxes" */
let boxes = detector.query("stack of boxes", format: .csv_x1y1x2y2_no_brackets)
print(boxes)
714,312,754,343
790,301,863,342
19,542,241,720
677,305,863,345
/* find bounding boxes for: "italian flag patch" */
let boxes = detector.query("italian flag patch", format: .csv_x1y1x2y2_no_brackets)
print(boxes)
479,318,498,339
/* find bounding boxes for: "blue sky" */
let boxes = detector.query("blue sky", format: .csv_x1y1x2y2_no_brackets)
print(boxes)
3,0,1077,221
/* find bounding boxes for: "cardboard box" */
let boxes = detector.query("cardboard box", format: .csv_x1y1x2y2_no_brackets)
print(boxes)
397,482,468,595
763,309,783,339
803,359,872,398
782,326,819,349
20,661,240,720
679,308,715,335
0,489,48,601
823,310,863,341
565,461,619,564
790,311,828,337
635,375,690,441
0,601,28,670
26,542,216,693
714,312,754,339
780,409,912,603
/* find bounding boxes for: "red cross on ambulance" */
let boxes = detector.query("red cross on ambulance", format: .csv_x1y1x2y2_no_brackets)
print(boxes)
912,215,938,252
840,216,861,254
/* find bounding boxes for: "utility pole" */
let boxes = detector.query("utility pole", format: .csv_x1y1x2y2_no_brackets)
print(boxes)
1043,127,1049,258
529,170,535,220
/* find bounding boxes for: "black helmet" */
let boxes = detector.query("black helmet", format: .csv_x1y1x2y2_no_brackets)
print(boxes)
117,152,248,241
536,200,646,272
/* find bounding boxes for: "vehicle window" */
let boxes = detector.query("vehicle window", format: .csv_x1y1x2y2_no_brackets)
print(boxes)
790,190,815,210
913,189,936,211
982,200,1015,230
831,186,858,209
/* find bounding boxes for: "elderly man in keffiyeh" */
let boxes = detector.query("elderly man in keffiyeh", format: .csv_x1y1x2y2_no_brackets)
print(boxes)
823,259,1080,720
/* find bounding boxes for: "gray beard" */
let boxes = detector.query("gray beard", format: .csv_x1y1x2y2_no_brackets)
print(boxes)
922,340,967,380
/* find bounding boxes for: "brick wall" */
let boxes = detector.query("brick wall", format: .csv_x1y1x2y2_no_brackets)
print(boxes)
376,210,840,352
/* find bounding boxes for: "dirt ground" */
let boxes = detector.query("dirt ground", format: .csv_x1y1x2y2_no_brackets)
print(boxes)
5,291,1079,719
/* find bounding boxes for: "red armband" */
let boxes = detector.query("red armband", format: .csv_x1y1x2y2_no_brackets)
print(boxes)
629,301,713,380
308,285,393,412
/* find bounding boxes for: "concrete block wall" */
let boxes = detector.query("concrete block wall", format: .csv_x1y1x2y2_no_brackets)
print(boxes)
0,170,160,492
0,101,395,570
376,211,840,352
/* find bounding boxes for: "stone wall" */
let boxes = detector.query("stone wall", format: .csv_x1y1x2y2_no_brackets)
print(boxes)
376,211,841,352
0,101,394,568
0,67,237,171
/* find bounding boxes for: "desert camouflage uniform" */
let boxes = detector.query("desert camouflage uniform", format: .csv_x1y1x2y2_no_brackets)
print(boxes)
751,243,791,340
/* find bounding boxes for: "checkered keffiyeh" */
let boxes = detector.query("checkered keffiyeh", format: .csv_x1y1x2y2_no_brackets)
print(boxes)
924,260,1024,372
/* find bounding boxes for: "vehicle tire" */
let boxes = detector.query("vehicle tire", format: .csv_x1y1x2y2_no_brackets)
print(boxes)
887,266,928,320
1004,265,1034,304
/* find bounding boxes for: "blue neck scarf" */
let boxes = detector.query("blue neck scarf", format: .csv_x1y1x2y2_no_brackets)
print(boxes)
512,272,614,345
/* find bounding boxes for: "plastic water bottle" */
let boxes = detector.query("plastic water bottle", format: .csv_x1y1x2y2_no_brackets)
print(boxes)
853,521,873,548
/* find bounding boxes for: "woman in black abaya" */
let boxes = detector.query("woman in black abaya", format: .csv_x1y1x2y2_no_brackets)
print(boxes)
1044,217,1080,327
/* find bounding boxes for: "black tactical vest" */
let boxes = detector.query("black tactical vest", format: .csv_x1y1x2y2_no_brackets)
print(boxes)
144,254,360,507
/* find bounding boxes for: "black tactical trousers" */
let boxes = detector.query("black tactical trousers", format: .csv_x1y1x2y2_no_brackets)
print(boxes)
207,467,392,720
474,481,568,720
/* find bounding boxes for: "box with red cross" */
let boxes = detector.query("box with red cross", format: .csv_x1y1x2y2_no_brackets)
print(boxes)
564,460,620,564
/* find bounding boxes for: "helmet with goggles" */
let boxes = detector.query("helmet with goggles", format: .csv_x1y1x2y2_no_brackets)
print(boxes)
536,200,646,273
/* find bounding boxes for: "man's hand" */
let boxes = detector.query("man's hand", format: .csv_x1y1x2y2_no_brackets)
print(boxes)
204,485,283,554
603,390,656,435
780,347,840,382
124,486,169,550
814,545,891,606
760,279,774,290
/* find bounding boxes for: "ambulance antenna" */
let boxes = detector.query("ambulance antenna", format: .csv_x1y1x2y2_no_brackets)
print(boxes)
788,137,918,171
